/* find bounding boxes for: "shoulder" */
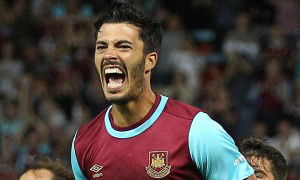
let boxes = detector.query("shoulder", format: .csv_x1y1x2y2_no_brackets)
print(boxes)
188,112,254,179
189,112,223,137
164,97,203,120
188,112,234,159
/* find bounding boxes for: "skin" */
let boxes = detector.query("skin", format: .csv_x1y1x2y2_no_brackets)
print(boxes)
247,156,275,180
19,169,54,180
95,23,157,127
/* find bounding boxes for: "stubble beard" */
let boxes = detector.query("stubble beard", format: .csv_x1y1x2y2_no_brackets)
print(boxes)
101,58,145,105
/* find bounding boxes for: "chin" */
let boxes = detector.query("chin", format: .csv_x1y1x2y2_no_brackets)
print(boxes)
104,93,132,105
108,97,131,105
104,86,144,105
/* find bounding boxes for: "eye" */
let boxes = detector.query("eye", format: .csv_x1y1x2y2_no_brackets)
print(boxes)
120,45,130,48
255,171,264,179
118,44,132,51
96,45,107,50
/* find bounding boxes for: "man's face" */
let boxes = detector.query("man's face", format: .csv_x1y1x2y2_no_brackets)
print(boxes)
19,169,54,180
95,23,146,104
247,156,275,180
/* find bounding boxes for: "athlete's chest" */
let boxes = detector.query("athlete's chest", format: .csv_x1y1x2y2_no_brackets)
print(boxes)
87,139,176,179
81,121,201,179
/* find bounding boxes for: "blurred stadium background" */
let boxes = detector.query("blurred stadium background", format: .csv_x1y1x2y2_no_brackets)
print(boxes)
0,0,299,179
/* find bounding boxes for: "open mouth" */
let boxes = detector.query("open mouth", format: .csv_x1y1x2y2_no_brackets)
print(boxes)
104,67,126,89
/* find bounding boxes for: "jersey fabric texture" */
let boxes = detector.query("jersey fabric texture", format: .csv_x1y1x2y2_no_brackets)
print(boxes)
71,94,254,179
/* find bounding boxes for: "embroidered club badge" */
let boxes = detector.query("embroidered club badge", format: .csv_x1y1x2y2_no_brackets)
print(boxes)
146,151,171,178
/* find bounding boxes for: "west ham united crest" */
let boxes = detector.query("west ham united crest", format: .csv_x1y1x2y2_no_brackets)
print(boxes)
146,151,171,178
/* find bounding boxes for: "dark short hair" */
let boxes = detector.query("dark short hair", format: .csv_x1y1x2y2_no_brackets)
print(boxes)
240,137,287,180
94,1,162,54
24,156,74,180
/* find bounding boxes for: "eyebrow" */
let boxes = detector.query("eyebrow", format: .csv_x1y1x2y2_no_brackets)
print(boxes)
115,40,132,46
95,40,133,45
95,41,106,45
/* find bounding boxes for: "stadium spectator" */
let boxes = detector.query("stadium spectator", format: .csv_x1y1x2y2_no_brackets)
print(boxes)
19,155,73,180
240,137,287,180
269,117,300,165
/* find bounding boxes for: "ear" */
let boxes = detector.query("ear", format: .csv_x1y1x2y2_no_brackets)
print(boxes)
145,52,158,73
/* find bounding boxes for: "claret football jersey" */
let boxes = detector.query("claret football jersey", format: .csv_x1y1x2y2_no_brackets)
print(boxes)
71,94,253,179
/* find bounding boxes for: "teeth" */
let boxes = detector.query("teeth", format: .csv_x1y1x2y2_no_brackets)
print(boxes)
104,68,123,74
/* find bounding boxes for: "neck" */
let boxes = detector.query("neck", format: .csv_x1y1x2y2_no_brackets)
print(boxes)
111,89,156,127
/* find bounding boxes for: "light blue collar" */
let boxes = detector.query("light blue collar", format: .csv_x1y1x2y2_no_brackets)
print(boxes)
104,95,168,138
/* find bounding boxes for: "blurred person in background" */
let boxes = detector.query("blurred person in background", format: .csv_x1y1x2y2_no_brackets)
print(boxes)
223,12,260,64
264,26,289,61
253,58,292,136
168,36,205,105
252,121,270,140
269,116,300,166
291,41,300,125
0,100,25,179
0,39,24,99
240,137,287,180
292,80,300,122
16,125,52,174
269,0,299,50
224,53,257,139
153,13,186,85
19,155,73,180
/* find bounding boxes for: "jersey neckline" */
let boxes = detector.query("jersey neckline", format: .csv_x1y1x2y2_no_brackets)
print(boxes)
109,93,161,131
104,94,168,138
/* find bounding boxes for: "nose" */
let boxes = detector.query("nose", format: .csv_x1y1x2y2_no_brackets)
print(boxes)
103,47,118,60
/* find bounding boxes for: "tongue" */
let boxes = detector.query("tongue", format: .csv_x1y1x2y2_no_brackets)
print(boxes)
108,76,123,88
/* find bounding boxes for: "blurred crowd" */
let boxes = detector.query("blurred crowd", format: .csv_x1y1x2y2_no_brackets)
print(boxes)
0,0,299,179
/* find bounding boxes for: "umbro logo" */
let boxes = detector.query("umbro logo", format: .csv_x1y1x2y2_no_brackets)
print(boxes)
233,155,245,166
90,164,103,178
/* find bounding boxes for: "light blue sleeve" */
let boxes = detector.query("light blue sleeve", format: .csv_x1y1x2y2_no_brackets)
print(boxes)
188,112,254,179
71,131,87,180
